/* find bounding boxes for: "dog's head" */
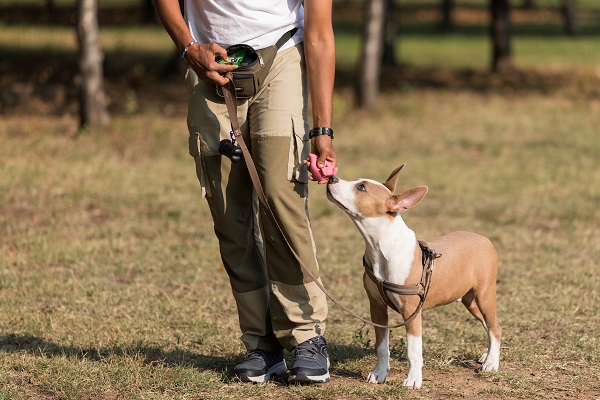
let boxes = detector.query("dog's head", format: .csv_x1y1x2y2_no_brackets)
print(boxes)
326,164,428,222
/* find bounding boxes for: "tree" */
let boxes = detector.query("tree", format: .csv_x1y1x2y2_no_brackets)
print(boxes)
440,0,455,32
561,0,578,35
142,0,155,24
490,0,513,72
77,0,110,129
382,0,398,66
356,0,386,108
43,0,55,12
521,0,535,9
355,0,516,107
157,0,187,76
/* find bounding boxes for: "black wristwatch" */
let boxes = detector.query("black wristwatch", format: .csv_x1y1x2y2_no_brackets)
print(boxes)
309,127,334,140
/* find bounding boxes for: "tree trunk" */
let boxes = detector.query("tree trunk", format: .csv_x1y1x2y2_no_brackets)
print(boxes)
356,0,386,109
142,0,156,24
77,0,110,129
382,0,397,66
440,0,455,32
44,0,55,12
561,0,578,36
160,0,187,76
490,0,512,73
521,0,535,9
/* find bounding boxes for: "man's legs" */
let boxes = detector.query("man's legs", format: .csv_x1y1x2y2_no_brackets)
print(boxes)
186,68,282,354
248,44,328,351
185,43,329,383
248,45,330,383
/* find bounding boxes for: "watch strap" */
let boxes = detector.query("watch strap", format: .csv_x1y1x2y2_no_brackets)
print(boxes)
309,127,334,140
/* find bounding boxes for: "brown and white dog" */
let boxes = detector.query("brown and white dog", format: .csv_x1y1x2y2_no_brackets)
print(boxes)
326,165,501,388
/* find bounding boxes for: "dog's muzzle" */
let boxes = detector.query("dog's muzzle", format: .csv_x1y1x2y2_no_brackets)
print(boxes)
326,175,338,198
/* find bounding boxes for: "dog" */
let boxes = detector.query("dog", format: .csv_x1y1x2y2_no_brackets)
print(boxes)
326,165,501,388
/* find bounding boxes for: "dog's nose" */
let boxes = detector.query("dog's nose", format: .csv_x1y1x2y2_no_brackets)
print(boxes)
328,175,339,184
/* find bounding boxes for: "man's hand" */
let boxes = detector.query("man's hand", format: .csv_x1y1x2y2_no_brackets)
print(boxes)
151,0,237,85
185,43,238,86
304,135,337,184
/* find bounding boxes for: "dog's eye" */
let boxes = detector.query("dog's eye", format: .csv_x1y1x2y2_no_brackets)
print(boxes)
356,183,366,192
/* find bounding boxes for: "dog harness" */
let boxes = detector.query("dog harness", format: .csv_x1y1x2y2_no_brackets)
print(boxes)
363,241,442,325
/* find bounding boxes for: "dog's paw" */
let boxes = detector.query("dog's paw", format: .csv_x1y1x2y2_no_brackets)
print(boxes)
479,350,499,371
402,373,422,389
367,371,387,384
481,357,499,371
478,351,488,364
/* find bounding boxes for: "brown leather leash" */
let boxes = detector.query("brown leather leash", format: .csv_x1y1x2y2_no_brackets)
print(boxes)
221,74,440,329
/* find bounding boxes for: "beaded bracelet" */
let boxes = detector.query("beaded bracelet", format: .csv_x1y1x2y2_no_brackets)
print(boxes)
181,40,197,59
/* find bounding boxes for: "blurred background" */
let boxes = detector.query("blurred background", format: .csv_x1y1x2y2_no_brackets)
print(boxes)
1,0,598,126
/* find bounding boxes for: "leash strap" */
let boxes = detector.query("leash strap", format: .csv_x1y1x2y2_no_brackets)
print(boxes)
222,75,431,329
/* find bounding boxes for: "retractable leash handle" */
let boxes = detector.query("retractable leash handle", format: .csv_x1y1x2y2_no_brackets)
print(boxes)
220,74,432,329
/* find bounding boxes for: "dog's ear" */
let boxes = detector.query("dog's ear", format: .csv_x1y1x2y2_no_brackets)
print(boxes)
388,186,428,212
383,164,406,193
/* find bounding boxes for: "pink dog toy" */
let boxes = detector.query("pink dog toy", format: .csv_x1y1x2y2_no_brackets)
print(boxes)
308,153,338,183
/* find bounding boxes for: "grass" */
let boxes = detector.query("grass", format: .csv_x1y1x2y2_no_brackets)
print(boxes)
1,7,600,400
2,89,599,399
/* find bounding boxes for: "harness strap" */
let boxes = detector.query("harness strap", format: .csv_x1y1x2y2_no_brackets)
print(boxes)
363,241,441,325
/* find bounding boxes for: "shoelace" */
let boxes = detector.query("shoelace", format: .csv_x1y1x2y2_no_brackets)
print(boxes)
243,349,267,362
296,339,322,360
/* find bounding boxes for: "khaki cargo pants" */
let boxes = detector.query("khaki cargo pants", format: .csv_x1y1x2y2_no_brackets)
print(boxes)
186,44,328,352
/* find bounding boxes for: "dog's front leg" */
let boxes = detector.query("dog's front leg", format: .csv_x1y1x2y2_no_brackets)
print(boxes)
366,292,389,384
403,313,423,389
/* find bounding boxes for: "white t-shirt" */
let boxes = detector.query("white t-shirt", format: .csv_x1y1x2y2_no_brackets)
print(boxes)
185,0,304,51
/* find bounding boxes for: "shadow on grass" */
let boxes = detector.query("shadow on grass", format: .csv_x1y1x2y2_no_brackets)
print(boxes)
0,333,375,382
3,52,598,118
334,64,600,99
0,333,232,373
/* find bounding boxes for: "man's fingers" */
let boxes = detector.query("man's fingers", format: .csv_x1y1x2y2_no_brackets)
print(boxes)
213,63,239,74
210,72,231,86
311,136,336,168
317,154,328,168
209,43,229,60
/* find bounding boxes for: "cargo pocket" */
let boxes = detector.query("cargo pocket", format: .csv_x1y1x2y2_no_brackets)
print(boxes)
289,115,309,184
188,131,213,198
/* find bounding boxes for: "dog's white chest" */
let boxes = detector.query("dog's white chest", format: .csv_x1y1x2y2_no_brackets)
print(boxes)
366,220,417,286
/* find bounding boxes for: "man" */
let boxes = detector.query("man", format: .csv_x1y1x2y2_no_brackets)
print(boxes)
152,0,337,384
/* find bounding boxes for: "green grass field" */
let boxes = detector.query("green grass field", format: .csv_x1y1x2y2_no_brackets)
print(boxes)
1,6,600,400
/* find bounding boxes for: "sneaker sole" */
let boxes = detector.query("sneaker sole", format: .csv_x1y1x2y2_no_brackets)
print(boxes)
288,357,331,384
288,371,330,384
238,360,287,383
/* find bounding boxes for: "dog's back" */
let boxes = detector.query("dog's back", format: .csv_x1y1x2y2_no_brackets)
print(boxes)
421,231,498,310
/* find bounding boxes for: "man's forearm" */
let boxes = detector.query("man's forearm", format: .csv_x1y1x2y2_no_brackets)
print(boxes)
152,0,193,52
304,37,335,128
303,0,335,129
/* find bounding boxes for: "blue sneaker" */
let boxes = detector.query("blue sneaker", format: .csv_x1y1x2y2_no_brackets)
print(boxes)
289,336,330,383
233,349,286,383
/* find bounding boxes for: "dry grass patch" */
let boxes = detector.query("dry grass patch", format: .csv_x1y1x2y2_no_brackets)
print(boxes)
1,81,599,399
